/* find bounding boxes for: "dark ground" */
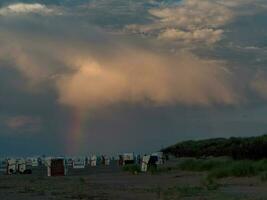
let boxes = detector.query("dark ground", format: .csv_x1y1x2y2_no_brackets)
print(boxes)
0,160,267,200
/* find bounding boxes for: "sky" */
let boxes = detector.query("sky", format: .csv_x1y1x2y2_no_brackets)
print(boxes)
0,0,267,156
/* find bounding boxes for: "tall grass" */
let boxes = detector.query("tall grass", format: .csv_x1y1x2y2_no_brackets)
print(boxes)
179,158,230,172
122,164,141,174
179,158,267,179
208,160,257,179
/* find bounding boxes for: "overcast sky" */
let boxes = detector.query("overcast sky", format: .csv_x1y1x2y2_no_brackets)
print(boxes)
0,0,267,156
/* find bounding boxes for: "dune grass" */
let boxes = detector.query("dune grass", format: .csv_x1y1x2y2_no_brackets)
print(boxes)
178,158,267,179
179,158,231,172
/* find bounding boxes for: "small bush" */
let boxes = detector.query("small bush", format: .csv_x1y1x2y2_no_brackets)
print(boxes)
203,176,220,190
254,159,267,171
148,165,158,174
260,172,267,182
208,167,230,179
79,177,86,184
123,164,141,174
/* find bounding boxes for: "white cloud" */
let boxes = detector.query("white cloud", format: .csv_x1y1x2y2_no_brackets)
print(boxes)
125,0,265,45
0,3,59,16
158,28,224,44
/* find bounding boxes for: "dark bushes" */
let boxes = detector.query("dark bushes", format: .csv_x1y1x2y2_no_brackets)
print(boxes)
163,135,267,160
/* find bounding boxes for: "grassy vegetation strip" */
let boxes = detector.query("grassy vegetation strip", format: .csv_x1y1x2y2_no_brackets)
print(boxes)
178,158,267,179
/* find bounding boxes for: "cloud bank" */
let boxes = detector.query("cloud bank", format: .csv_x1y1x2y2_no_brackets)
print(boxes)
2,0,266,111
125,0,266,45
0,17,239,110
57,49,238,109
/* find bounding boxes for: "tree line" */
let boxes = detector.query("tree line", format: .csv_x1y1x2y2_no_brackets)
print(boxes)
162,135,267,160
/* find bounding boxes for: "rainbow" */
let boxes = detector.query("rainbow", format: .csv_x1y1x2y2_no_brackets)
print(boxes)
66,109,86,155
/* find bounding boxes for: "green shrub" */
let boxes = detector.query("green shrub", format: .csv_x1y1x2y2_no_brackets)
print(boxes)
79,177,86,184
203,176,220,190
123,164,141,174
148,165,158,174
254,159,267,171
208,167,231,179
260,171,267,182
230,161,256,177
